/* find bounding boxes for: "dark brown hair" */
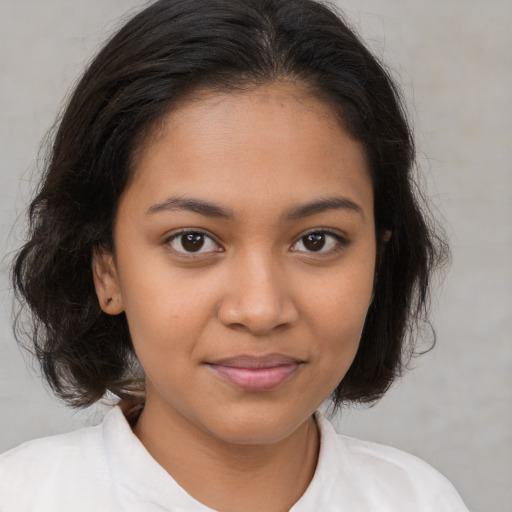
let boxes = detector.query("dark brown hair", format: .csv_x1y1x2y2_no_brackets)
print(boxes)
12,0,447,410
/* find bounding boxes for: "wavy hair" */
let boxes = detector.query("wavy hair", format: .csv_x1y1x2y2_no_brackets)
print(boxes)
12,0,448,411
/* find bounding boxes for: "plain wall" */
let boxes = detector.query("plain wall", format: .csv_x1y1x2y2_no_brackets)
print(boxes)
1,1,510,511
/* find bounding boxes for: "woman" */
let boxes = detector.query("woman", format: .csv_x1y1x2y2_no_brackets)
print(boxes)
1,0,467,510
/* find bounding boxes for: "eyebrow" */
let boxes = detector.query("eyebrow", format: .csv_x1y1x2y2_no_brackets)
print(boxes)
283,197,365,221
146,197,234,218
145,195,364,221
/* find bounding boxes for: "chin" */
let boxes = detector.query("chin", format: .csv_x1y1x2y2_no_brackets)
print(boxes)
199,404,314,447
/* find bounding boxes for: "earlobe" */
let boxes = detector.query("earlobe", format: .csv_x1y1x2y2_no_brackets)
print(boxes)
92,248,124,315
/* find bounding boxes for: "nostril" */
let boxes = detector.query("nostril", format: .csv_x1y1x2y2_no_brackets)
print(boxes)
218,298,298,336
226,322,250,333
216,267,299,335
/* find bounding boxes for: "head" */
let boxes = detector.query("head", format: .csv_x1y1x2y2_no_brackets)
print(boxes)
13,0,446,417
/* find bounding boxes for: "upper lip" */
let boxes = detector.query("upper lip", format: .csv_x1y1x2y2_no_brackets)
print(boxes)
206,353,303,369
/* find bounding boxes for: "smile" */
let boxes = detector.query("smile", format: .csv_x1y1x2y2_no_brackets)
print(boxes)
206,354,302,392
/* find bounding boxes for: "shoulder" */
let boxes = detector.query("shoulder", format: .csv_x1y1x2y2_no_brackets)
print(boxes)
0,412,120,512
337,433,463,496
0,421,105,480
314,413,469,511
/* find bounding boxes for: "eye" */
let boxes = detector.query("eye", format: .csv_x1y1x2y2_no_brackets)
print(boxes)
291,230,346,254
166,230,221,254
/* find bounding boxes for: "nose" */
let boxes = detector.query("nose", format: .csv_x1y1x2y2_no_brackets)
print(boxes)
217,253,299,336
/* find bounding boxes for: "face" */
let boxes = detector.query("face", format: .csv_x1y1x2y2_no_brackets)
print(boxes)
94,82,376,446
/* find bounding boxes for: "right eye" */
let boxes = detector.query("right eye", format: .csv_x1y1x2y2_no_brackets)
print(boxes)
166,231,222,254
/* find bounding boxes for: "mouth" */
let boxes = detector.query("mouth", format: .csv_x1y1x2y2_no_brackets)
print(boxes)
205,354,303,392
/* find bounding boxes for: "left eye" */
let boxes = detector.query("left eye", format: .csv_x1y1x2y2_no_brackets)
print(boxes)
167,231,221,254
291,231,345,253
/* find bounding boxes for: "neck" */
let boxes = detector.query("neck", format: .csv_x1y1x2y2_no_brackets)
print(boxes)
132,399,320,512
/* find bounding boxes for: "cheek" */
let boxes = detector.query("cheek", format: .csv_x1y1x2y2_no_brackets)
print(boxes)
119,266,219,363
305,262,374,359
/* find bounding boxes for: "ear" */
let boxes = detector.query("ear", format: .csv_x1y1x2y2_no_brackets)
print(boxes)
382,230,392,243
92,248,124,315
376,229,392,260
372,229,392,302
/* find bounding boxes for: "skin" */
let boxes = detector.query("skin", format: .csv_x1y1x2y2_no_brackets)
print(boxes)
93,82,376,512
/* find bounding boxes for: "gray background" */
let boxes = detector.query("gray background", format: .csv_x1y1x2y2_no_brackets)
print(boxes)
1,1,510,511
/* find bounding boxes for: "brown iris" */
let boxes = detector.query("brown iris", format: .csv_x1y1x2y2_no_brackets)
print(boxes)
302,233,326,251
181,233,205,252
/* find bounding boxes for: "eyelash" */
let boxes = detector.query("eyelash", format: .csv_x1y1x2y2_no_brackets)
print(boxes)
290,229,348,255
163,228,348,256
164,229,223,256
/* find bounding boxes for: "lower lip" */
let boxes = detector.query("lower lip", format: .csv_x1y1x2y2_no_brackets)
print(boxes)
208,364,300,392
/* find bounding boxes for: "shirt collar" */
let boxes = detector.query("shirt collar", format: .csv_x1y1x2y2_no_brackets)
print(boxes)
103,406,341,511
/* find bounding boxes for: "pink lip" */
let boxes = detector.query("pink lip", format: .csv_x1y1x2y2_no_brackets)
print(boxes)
207,354,302,392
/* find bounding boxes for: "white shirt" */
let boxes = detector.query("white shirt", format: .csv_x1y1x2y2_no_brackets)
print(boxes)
0,407,469,511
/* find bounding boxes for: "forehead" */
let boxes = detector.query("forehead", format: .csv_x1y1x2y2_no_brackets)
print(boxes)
124,82,373,219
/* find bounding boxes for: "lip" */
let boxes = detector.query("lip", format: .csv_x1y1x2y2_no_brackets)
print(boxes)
206,354,303,392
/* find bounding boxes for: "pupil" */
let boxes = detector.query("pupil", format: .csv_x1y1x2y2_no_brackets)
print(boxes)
182,233,205,252
303,233,325,251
